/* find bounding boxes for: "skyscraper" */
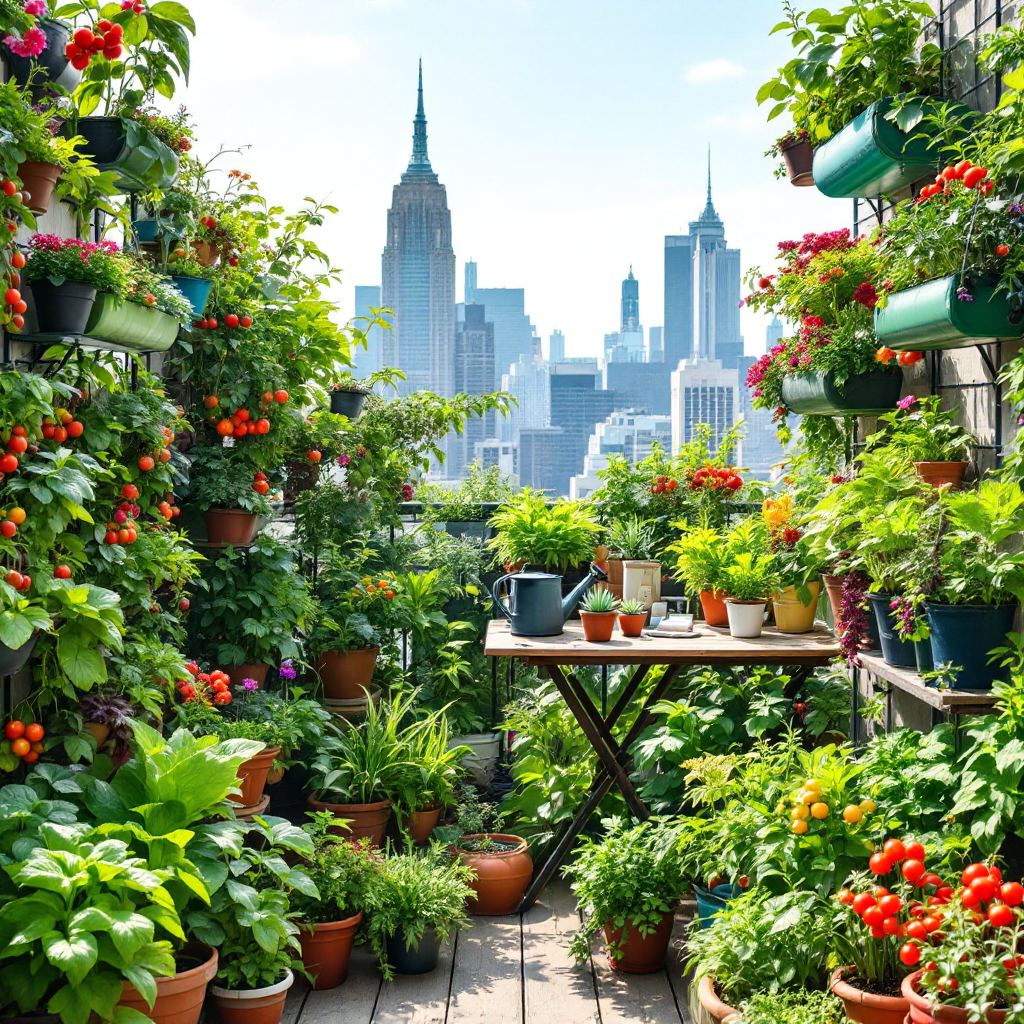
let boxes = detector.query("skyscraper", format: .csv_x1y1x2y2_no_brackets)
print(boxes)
663,152,744,370
548,329,565,362
604,267,645,364
548,360,617,496
501,333,550,443
671,357,739,457
451,304,496,477
766,315,784,351
621,266,639,330
381,62,455,398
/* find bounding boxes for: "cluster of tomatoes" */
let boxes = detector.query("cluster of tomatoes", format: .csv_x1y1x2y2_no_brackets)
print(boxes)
103,514,139,546
689,465,743,493
0,557,58,591
193,313,252,331
178,663,232,706
917,160,993,202
207,391,288,440
2,229,27,331
650,475,679,494
3,719,45,764
135,425,176,473
64,21,124,70
876,347,924,366
787,776,876,834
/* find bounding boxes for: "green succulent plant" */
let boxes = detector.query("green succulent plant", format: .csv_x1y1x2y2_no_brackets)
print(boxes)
619,598,646,616
580,588,619,613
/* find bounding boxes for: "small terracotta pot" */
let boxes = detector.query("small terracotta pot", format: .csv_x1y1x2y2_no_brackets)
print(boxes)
306,795,392,846
17,160,62,215
212,970,293,1024
191,239,220,267
698,975,741,1024
603,908,675,974
822,572,846,626
205,509,257,546
618,612,647,638
699,589,729,627
579,610,618,642
298,912,363,990
457,834,533,915
118,942,217,1024
780,136,814,186
902,970,1005,1024
400,804,442,845
914,461,968,491
221,662,270,689
317,647,378,700
231,745,281,809
832,967,909,1024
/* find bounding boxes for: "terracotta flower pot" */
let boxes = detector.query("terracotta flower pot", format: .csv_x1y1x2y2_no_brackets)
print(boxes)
773,582,821,634
699,589,729,627
205,509,258,546
222,662,270,689
822,573,846,626
457,834,533,915
698,974,741,1024
902,970,1006,1024
580,610,618,642
603,908,675,974
914,461,968,490
780,136,815,186
118,942,217,1024
298,912,363,990
212,970,293,1024
317,647,378,700
306,795,392,847
400,803,442,846
832,967,909,1024
230,745,281,809
17,160,62,215
191,239,220,267
618,612,647,637
84,721,111,747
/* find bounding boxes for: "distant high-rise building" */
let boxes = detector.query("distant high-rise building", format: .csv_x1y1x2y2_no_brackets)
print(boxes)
548,329,565,363
605,267,645,364
501,333,550,442
474,438,516,480
465,260,478,303
621,266,639,329
602,362,672,417
519,426,566,494
766,315,784,351
381,61,455,398
647,326,663,363
549,360,617,496
570,411,673,498
671,357,740,457
352,285,385,378
450,304,496,477
664,152,744,371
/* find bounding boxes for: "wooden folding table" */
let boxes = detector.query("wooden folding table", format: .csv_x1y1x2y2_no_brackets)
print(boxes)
484,619,842,910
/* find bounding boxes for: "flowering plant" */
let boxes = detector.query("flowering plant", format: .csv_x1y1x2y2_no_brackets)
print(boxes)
762,494,820,594
1,0,48,58
867,395,975,465
122,253,193,324
22,233,130,295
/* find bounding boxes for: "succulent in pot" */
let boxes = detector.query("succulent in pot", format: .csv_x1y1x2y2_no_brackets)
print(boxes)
610,516,661,610
618,598,647,637
578,586,620,642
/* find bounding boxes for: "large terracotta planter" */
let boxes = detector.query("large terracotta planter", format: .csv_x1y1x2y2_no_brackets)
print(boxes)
222,662,270,689
914,461,968,490
603,909,675,974
317,647,378,700
457,834,533,915
823,573,846,625
902,970,1005,1024
212,970,293,1024
306,795,392,847
298,912,363,990
699,589,729,627
118,942,217,1024
230,746,281,809
832,967,909,1024
580,610,617,642
698,974,740,1024
17,160,62,215
205,509,258,546
773,582,821,634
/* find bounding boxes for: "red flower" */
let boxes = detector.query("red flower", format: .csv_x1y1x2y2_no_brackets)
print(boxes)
853,282,879,310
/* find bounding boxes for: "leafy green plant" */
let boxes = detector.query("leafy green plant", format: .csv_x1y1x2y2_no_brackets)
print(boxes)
183,444,273,515
619,598,646,616
392,706,468,818
565,818,688,965
723,552,779,602
363,851,476,981
667,525,731,594
737,990,845,1024
868,396,975,465
608,516,654,560
580,587,619,613
488,490,600,571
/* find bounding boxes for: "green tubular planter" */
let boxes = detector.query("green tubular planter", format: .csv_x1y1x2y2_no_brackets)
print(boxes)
781,367,903,416
875,274,1024,350
812,98,944,199
85,294,181,352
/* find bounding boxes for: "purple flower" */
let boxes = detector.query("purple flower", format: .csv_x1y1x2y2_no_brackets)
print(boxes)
956,286,974,303
278,659,297,681
337,453,351,467
896,395,917,411
242,677,259,692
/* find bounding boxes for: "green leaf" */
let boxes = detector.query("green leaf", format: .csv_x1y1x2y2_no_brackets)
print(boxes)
42,930,98,986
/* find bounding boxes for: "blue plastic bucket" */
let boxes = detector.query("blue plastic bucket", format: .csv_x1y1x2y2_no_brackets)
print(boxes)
170,276,213,318
693,882,741,929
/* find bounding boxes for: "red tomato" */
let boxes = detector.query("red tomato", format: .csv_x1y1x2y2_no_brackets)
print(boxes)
1001,882,1024,907
869,853,892,875
906,921,928,941
902,859,926,883
882,916,900,935
879,894,902,916
900,943,922,966
971,876,998,902
852,893,876,917
863,905,884,928
837,889,855,905
988,903,1014,928
4,720,24,740
884,839,907,863
24,723,43,743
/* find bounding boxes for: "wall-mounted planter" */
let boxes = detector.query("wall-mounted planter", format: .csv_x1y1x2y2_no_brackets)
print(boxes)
27,279,97,335
170,275,212,318
2,20,83,96
0,632,40,677
875,274,1024,350
813,98,944,198
781,367,903,416
76,116,179,191
133,218,161,243
85,294,180,352
17,161,62,216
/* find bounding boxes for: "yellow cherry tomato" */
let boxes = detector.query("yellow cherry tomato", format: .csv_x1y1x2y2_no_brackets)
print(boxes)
859,799,877,814
843,805,863,824
7,507,25,525
791,803,810,820
791,819,809,835
800,790,817,805
811,802,829,820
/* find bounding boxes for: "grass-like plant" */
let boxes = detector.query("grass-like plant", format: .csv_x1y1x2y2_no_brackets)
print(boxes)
580,587,619,613
609,516,654,560
619,598,646,616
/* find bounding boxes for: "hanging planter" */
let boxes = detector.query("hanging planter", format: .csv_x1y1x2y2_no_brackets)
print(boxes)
205,509,258,546
76,116,179,191
781,367,903,416
875,273,1024,350
812,97,945,199
330,386,370,419
780,136,814,187
16,161,62,216
2,20,83,96
27,279,97,335
84,294,180,352
169,276,212,318
0,632,40,676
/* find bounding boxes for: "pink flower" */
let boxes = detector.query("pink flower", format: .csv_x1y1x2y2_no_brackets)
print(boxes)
852,282,878,310
337,453,351,466
4,26,47,57
243,677,258,692
24,0,47,15
897,395,917,411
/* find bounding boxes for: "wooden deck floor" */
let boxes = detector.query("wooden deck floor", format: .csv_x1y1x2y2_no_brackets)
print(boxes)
285,881,695,1024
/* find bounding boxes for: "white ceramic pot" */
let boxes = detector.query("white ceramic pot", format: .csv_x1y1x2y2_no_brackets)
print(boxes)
451,732,501,786
725,599,766,639
622,561,662,610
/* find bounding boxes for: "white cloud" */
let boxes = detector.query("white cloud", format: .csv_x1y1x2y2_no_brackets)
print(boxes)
684,59,745,83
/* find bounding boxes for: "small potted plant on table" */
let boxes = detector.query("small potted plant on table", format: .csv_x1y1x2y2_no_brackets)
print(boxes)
617,598,648,637
722,552,779,639
763,495,822,634
609,516,661,611
578,586,621,642
566,819,687,974
365,851,477,978
667,525,731,626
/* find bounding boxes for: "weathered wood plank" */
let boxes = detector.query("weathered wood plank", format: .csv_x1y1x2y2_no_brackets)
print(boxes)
666,909,695,1024
447,916,523,1023
523,879,600,1024
299,945,381,1024
370,933,454,1024
590,928,684,1024
281,975,309,1024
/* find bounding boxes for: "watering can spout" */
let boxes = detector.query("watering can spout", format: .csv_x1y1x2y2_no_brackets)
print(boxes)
561,562,608,620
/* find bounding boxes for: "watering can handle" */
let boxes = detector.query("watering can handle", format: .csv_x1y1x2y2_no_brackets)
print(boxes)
491,573,516,620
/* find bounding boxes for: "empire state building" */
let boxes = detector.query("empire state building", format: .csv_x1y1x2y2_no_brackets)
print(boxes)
381,62,456,398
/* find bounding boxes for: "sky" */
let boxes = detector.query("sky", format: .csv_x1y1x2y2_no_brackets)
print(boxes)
180,0,854,362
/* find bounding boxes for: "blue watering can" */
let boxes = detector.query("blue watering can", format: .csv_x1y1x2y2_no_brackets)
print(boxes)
491,563,608,637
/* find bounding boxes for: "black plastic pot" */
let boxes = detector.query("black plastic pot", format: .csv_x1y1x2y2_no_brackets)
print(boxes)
0,632,40,677
330,387,370,419
27,280,97,335
915,639,933,675
2,20,82,96
385,926,441,975
926,603,1017,690
867,593,917,668
76,116,129,165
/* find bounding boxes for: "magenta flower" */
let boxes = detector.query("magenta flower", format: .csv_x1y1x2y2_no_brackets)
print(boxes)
4,26,47,57
278,660,297,681
24,0,47,15
242,677,258,692
337,453,351,467
896,395,917,411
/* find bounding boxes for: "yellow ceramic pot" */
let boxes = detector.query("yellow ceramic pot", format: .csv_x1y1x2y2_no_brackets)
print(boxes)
772,582,821,634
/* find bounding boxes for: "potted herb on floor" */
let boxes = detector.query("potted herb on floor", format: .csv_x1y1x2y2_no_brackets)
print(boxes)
722,552,779,640
292,811,382,990
186,817,316,1024
365,851,477,978
578,587,620,641
566,820,687,974
185,444,274,546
